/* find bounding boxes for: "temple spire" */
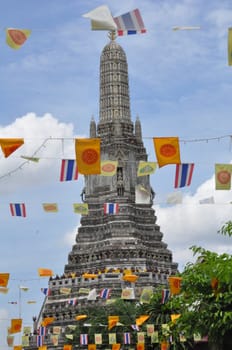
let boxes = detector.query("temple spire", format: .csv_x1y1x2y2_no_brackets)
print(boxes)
99,39,131,123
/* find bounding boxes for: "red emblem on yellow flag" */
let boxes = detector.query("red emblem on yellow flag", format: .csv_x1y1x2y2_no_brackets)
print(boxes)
6,29,31,49
168,276,182,295
10,319,22,334
0,273,10,287
153,137,181,167
75,138,101,175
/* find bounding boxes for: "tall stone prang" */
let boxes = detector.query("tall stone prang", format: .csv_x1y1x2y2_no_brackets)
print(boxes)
27,36,178,349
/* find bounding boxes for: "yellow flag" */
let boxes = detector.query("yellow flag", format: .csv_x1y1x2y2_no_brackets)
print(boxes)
63,345,72,350
38,268,54,277
75,138,101,175
0,138,24,158
73,203,89,215
171,314,181,323
100,160,118,176
82,273,98,279
10,319,22,334
88,345,96,350
228,28,232,65
60,287,71,295
137,332,145,343
94,334,102,344
39,347,47,350
0,287,9,294
13,346,22,350
6,28,31,49
168,276,182,295
112,344,120,350
75,314,87,321
108,316,119,330
136,315,149,326
153,137,181,167
0,273,10,287
42,203,58,212
215,164,232,190
122,274,138,282
41,317,55,326
137,161,157,176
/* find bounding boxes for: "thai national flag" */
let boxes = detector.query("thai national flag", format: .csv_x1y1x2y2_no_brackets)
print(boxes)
100,288,111,299
104,203,119,214
80,334,88,345
68,298,77,306
161,289,170,304
124,332,131,344
60,159,78,181
37,335,44,346
41,288,51,296
174,163,194,188
114,9,146,36
9,203,26,217
39,327,46,336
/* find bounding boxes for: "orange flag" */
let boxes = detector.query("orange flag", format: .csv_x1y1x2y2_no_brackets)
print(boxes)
75,314,87,321
38,268,54,277
0,273,10,287
13,346,22,350
137,344,145,350
0,138,24,158
39,347,47,350
161,341,170,350
108,316,119,330
136,315,149,326
82,273,98,279
41,317,55,327
153,137,181,167
6,28,31,49
112,344,121,350
88,345,96,350
63,345,72,350
75,138,101,174
122,274,138,282
10,319,22,334
168,276,182,295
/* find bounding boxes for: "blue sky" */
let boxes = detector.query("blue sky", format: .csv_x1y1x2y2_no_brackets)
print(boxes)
0,0,232,348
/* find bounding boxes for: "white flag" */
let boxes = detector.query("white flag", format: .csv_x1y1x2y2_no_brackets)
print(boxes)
83,5,117,31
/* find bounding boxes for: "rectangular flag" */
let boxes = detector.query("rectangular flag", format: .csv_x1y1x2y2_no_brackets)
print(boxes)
121,288,135,300
228,28,232,65
108,333,116,344
53,326,61,335
100,288,111,299
60,287,71,295
94,334,102,344
0,273,10,287
137,161,157,176
75,138,101,175
104,203,119,214
215,164,232,190
39,327,46,336
9,319,22,334
9,203,26,217
124,332,131,344
80,334,88,345
114,9,146,36
73,203,89,215
60,159,78,181
68,298,77,306
161,289,170,304
41,288,51,296
153,137,181,167
137,332,145,343
168,276,182,295
174,163,194,188
38,268,54,277
100,160,118,176
36,335,44,347
146,324,154,336
135,184,151,204
42,203,58,213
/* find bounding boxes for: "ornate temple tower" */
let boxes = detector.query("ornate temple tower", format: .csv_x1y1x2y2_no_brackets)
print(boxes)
27,36,178,349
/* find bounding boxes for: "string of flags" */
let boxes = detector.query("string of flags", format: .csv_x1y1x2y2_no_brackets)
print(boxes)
0,137,231,192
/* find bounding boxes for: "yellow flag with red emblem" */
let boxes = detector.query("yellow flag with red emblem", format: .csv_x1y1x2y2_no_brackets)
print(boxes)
75,138,100,175
10,319,22,334
168,276,182,295
153,137,181,167
0,273,10,287
6,29,31,49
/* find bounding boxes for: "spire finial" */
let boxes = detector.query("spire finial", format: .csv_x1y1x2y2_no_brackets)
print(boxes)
108,30,117,41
